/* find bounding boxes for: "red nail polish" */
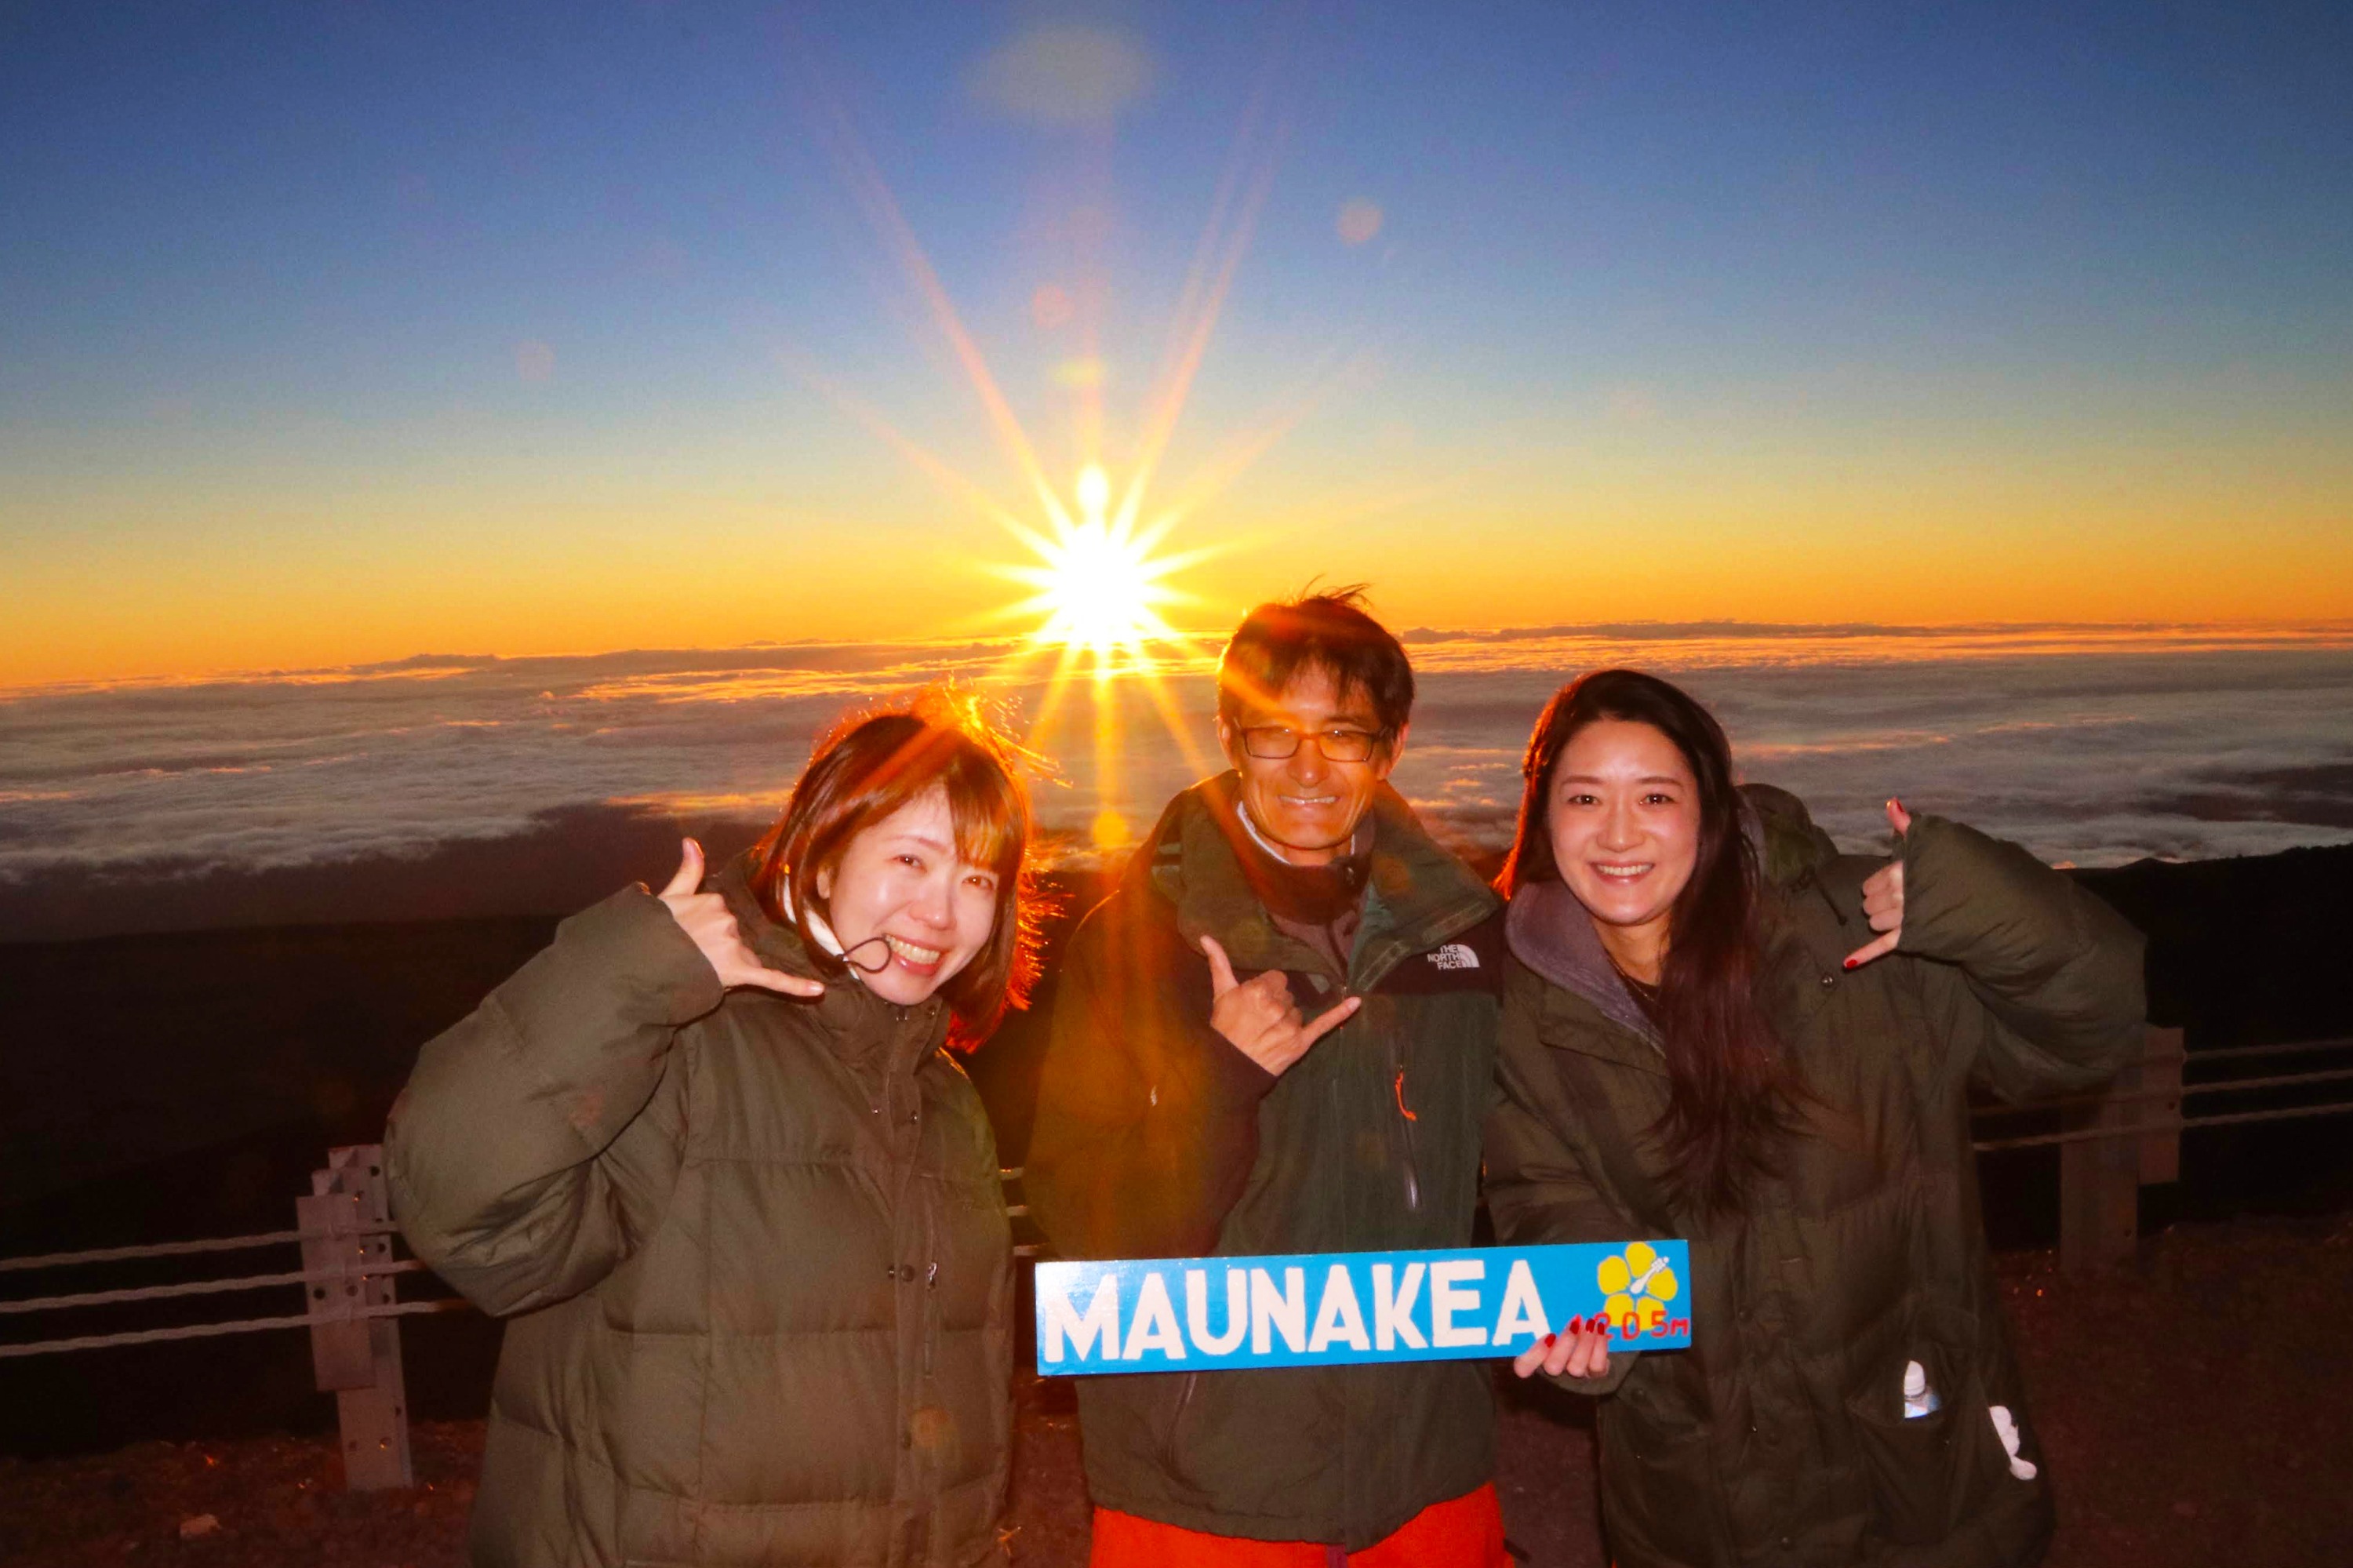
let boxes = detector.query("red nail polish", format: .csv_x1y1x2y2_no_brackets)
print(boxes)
1843,957,1858,970
1542,1333,1558,1347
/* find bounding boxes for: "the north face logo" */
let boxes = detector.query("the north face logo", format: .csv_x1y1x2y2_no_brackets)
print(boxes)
1427,944,1479,970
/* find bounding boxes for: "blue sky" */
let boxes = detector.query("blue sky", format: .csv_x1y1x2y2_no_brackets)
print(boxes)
3,1,2350,682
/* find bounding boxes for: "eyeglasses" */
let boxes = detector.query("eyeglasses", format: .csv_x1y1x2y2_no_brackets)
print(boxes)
1237,726,1383,762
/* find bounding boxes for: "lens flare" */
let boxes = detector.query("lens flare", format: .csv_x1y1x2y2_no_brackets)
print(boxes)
1001,464,1190,669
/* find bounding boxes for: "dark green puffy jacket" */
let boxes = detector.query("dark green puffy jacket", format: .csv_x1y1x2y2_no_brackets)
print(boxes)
387,855,1012,1567
1485,794,2146,1568
1026,776,1506,1549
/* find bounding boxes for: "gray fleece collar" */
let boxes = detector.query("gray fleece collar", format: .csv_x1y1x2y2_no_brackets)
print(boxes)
1503,879,1663,1047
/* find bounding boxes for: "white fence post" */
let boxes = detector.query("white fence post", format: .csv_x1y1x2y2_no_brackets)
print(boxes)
298,1144,413,1490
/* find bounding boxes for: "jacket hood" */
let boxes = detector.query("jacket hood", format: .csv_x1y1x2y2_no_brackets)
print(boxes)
711,849,951,1068
1504,782,1838,1038
1744,781,1840,885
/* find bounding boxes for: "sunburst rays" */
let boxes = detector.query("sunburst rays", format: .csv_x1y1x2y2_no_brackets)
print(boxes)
780,31,1309,851
995,463,1213,672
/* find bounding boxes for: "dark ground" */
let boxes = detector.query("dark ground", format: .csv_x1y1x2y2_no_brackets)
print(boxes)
5,1218,2348,1566
3,842,2351,1560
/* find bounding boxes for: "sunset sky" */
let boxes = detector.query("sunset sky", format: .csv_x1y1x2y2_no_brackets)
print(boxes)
5,1,2351,687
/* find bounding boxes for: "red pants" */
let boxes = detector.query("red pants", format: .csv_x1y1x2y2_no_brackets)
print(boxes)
1089,1483,1511,1567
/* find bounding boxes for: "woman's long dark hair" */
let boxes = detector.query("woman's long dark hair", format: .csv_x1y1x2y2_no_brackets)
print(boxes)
1497,669,1791,1217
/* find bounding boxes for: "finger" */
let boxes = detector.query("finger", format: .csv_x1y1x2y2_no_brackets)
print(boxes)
1513,1338,1549,1378
1544,1332,1577,1377
1200,936,1239,997
1223,991,1282,1034
1844,928,1900,970
1297,995,1362,1047
1569,1330,1608,1380
1886,797,1913,837
1246,968,1294,999
734,964,825,998
660,839,705,899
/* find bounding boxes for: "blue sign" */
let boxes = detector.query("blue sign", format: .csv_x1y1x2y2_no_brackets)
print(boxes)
1035,1240,1692,1376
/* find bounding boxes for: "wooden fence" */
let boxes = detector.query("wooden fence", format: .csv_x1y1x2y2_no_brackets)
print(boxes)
5,1026,2348,1489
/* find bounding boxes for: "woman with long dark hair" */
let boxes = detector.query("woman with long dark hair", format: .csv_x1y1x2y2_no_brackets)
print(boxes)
389,689,1038,1567
1485,669,2144,1568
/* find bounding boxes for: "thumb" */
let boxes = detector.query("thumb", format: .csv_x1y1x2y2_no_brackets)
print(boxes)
1299,994,1362,1047
1200,935,1238,997
1886,798,1913,838
661,838,705,899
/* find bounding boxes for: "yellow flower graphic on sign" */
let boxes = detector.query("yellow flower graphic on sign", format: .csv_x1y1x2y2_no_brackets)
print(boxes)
1597,1242,1680,1334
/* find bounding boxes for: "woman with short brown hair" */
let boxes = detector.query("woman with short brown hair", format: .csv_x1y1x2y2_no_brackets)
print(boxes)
390,688,1037,1567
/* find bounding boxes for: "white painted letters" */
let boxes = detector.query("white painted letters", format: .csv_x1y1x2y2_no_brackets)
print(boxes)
1123,1270,1186,1360
1307,1263,1372,1352
1250,1266,1308,1354
1185,1268,1248,1355
1042,1273,1121,1363
1430,1257,1487,1348
1491,1258,1549,1346
1372,1262,1428,1350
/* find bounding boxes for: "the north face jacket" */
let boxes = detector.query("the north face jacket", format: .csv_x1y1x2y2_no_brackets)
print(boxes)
1025,774,1506,1550
1485,792,2146,1568
387,854,1013,1567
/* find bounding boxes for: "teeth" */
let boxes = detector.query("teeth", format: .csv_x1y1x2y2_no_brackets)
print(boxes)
1595,864,1651,877
1282,796,1337,806
884,935,943,964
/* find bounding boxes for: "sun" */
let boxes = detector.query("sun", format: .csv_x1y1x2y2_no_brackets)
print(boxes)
1001,464,1191,671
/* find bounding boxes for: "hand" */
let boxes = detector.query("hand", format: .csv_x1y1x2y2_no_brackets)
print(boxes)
1200,935,1360,1077
656,839,824,997
1514,1323,1610,1381
1844,798,1913,970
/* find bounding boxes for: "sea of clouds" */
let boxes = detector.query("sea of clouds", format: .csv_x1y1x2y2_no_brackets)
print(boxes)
2,625,2348,940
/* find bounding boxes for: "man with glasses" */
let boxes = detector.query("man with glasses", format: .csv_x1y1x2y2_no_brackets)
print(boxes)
1027,588,1512,1566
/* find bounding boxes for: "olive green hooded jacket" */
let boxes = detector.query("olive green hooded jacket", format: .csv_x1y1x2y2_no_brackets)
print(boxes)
387,855,1013,1568
1486,792,2146,1568
1026,776,1506,1549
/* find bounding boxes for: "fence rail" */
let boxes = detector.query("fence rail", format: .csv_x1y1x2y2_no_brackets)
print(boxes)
1964,1026,2352,1269
0,1229,318,1275
2,1027,2342,1487
0,1146,431,1487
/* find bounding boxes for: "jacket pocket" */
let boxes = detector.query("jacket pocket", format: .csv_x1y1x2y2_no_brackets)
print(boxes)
1844,1341,2010,1547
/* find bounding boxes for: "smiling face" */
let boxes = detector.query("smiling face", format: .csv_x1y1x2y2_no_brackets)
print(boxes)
1215,663,1402,866
815,785,1002,1006
1546,718,1702,976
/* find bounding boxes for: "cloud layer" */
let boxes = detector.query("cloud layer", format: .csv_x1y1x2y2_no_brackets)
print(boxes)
2,627,2348,939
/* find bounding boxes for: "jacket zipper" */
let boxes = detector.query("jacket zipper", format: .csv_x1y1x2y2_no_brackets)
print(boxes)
1385,1028,1421,1213
1159,1371,1200,1472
